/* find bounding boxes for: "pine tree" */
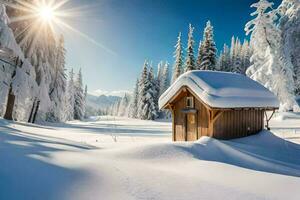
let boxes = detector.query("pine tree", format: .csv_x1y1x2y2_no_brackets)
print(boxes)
172,32,184,83
159,62,170,97
145,67,159,120
129,79,139,118
230,36,235,67
118,93,130,117
137,61,149,119
278,0,300,95
184,24,196,72
232,38,243,73
0,4,38,122
196,41,205,70
219,44,231,72
199,21,217,70
74,69,84,120
245,0,298,111
241,40,252,74
66,69,75,120
136,62,160,120
48,35,67,122
84,85,88,118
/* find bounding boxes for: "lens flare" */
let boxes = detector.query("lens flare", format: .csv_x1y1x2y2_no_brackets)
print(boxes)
4,0,115,55
38,6,55,22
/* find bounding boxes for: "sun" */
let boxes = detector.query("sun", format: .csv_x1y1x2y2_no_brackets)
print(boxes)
38,5,55,22
4,0,115,54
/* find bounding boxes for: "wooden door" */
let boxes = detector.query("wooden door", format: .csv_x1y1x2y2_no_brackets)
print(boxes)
186,113,197,141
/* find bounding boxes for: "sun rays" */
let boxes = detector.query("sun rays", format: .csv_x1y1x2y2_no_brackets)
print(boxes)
3,0,115,55
38,5,55,22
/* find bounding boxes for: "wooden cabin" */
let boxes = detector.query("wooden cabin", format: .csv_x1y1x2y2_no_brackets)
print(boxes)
159,71,279,141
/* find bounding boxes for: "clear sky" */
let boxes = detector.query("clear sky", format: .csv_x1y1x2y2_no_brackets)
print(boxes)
63,0,281,93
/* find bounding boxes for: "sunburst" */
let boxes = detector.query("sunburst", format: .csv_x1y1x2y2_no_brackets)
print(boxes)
3,0,115,55
38,5,55,22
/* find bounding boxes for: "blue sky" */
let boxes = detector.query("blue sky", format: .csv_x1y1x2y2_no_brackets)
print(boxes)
63,0,281,93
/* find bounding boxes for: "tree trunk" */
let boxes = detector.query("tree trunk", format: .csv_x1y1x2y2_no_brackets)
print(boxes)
3,57,22,121
3,66,17,121
3,86,16,120
28,98,36,123
32,100,40,123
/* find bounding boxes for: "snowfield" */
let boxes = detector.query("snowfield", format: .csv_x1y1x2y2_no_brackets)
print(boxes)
0,115,300,200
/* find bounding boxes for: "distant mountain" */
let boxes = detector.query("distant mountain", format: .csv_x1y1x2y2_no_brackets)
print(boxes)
86,94,121,110
88,89,131,97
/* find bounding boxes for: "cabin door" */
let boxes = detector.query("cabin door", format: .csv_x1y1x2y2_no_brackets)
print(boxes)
186,113,197,141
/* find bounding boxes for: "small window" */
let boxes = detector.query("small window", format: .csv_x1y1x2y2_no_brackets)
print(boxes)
186,97,194,108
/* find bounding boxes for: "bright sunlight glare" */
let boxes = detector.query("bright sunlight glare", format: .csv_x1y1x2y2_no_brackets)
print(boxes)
5,0,115,54
38,6,55,21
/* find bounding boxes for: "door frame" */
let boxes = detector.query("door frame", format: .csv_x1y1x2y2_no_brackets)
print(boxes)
182,109,198,141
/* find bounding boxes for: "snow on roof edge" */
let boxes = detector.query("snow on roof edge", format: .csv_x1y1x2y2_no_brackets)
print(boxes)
159,70,280,110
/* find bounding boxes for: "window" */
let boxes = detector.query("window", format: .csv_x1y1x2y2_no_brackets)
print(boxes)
186,97,194,108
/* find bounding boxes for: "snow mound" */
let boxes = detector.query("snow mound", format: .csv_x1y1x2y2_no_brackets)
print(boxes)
120,131,300,176
159,70,280,109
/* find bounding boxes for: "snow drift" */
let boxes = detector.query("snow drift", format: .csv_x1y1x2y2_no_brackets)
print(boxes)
0,117,300,200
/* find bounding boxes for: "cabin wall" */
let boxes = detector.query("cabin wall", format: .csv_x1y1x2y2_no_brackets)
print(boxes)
171,88,265,141
195,97,210,138
174,97,186,141
213,109,264,139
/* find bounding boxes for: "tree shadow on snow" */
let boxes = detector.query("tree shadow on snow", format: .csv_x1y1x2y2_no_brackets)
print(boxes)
0,122,98,200
177,131,300,177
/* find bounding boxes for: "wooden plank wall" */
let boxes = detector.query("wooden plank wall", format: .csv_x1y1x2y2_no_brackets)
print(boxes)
174,97,186,141
171,90,264,141
173,92,210,141
195,98,210,138
213,109,264,139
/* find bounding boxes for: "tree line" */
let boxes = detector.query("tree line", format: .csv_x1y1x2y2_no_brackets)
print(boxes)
108,21,252,120
110,0,300,120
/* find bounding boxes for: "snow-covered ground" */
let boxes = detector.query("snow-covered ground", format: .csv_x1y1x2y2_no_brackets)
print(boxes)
0,115,300,200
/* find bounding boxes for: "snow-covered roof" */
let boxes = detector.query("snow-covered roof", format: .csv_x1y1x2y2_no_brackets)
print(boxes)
159,70,280,109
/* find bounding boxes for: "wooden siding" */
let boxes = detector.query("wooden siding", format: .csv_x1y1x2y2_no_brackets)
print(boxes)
169,88,265,141
213,109,264,139
172,90,210,141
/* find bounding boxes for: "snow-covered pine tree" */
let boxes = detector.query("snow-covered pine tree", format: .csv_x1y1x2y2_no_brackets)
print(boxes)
117,93,130,117
241,40,252,74
278,0,300,95
136,62,159,120
156,61,164,96
48,35,67,122
146,67,159,120
245,0,298,111
230,36,235,68
74,69,84,120
196,41,205,70
84,85,88,118
199,21,217,71
156,61,164,82
218,44,231,72
65,69,75,120
129,79,139,118
184,24,196,72
172,32,183,83
137,61,149,119
159,62,170,97
232,38,243,73
6,0,64,122
0,4,37,122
